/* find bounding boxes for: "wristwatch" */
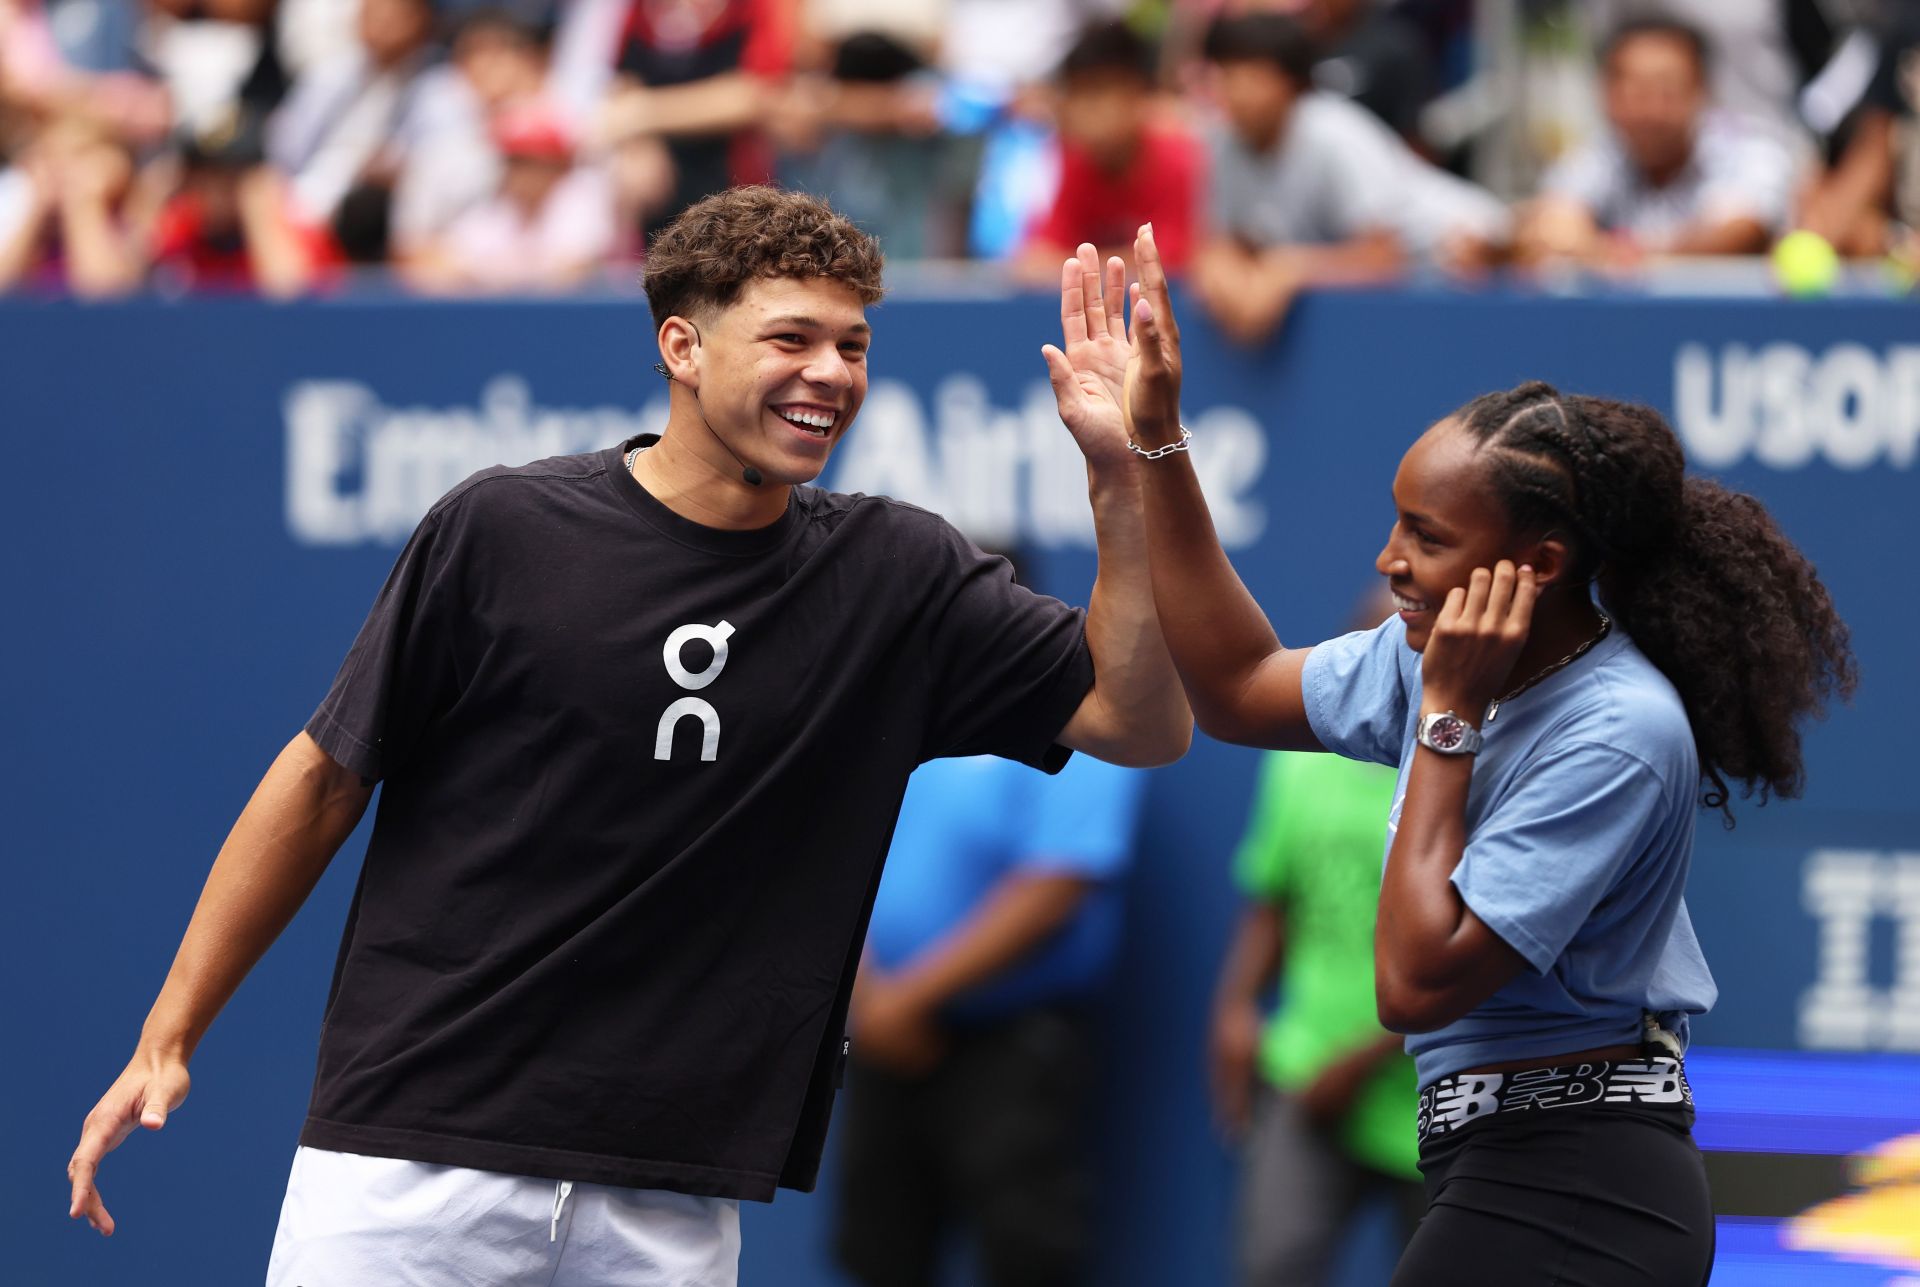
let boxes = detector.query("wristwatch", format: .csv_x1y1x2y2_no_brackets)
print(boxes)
1417,710,1483,756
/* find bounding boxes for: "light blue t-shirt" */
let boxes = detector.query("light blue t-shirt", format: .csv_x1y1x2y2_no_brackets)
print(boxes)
865,753,1144,1021
1302,617,1718,1086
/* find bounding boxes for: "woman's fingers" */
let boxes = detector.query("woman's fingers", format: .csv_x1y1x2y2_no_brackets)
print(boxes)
1483,561,1516,626
1134,290,1161,364
1461,566,1492,622
1510,564,1541,631
1135,223,1180,345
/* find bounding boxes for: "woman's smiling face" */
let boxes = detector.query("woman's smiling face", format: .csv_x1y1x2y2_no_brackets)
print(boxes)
1374,418,1528,652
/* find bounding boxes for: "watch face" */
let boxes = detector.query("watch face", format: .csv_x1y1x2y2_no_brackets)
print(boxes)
1428,715,1466,750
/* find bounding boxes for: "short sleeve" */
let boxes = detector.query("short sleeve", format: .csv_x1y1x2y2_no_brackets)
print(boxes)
738,0,793,78
1314,101,1405,236
1016,755,1144,881
1205,130,1246,238
917,520,1094,772
1450,744,1670,973
1301,619,1413,767
1539,145,1615,212
1027,147,1091,253
305,507,465,781
1694,133,1793,232
1142,130,1202,269
0,168,34,248
548,169,618,261
1230,752,1299,898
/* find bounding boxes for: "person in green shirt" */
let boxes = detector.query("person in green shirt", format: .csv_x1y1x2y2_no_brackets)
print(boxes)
1211,667,1423,1284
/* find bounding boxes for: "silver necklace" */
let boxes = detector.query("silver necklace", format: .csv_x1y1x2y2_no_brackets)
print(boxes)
1484,611,1612,723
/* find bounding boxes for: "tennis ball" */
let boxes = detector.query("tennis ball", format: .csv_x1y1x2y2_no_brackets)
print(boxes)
1772,230,1839,297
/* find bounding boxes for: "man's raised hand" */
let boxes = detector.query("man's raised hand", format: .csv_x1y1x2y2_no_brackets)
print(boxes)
1042,242,1136,470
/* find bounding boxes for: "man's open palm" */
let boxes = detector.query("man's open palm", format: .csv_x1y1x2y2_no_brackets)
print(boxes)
1043,243,1138,470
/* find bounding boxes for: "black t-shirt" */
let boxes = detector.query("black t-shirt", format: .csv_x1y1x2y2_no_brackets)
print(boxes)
298,438,1094,1200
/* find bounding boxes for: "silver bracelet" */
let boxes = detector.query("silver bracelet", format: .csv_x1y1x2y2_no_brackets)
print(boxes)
1126,425,1193,460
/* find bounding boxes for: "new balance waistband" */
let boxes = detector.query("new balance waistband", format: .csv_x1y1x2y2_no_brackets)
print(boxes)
1416,1057,1693,1146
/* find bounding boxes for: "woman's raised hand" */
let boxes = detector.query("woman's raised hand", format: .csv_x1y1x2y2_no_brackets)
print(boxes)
1419,561,1540,719
1124,223,1184,449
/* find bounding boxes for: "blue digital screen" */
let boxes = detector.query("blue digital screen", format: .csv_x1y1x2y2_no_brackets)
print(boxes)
1692,1048,1920,1285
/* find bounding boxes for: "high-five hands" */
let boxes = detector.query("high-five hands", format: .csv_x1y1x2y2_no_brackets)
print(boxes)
1041,225,1186,465
1419,561,1540,720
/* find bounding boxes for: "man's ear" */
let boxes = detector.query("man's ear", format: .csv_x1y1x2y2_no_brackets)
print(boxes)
658,316,701,387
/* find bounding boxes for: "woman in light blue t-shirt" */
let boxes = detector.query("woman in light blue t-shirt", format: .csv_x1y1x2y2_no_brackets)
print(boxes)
1049,230,1856,1285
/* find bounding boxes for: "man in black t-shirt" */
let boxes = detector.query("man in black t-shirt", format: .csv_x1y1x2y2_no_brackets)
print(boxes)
67,186,1190,1286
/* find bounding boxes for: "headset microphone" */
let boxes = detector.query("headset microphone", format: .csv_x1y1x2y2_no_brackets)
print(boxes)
653,361,763,486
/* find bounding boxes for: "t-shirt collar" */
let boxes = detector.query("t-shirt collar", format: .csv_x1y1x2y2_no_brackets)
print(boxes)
606,434,800,556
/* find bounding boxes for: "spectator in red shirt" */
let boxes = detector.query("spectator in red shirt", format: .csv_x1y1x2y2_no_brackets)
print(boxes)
1017,21,1201,284
146,110,333,295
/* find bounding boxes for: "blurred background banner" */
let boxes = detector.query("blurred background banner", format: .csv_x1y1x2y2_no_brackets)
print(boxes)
5,287,1915,1285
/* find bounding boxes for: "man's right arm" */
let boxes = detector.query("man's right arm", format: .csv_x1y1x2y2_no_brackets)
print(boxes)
68,731,372,1236
1123,225,1322,749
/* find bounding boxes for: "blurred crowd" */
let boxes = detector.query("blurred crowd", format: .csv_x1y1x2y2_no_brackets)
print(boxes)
2,0,1917,328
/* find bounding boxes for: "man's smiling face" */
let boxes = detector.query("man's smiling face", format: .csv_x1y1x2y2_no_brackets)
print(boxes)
684,275,872,487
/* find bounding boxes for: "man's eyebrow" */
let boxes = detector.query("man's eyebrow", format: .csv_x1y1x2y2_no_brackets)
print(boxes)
761,314,872,335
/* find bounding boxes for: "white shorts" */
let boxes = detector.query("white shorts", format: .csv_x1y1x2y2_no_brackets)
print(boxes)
265,1146,741,1287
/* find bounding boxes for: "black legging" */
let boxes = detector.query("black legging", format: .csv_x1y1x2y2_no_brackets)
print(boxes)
1392,1103,1714,1286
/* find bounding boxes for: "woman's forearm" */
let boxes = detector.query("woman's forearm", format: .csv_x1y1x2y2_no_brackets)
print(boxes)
1373,745,1474,1031
1136,452,1316,747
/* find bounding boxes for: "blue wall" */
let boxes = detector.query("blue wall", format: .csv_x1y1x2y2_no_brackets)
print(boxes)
4,288,1912,1285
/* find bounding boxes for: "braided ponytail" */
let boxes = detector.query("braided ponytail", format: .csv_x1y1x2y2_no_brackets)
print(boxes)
1455,382,1857,823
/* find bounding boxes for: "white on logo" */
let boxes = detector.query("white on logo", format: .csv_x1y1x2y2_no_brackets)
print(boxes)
1798,849,1920,1050
655,620,735,762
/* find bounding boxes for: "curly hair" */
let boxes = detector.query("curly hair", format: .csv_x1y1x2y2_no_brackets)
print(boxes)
641,186,885,333
1454,380,1857,824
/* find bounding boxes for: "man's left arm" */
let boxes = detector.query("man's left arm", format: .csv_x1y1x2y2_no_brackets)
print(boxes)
1047,245,1193,768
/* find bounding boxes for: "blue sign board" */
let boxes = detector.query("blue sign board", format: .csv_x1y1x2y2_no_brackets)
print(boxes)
3,287,1912,1285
